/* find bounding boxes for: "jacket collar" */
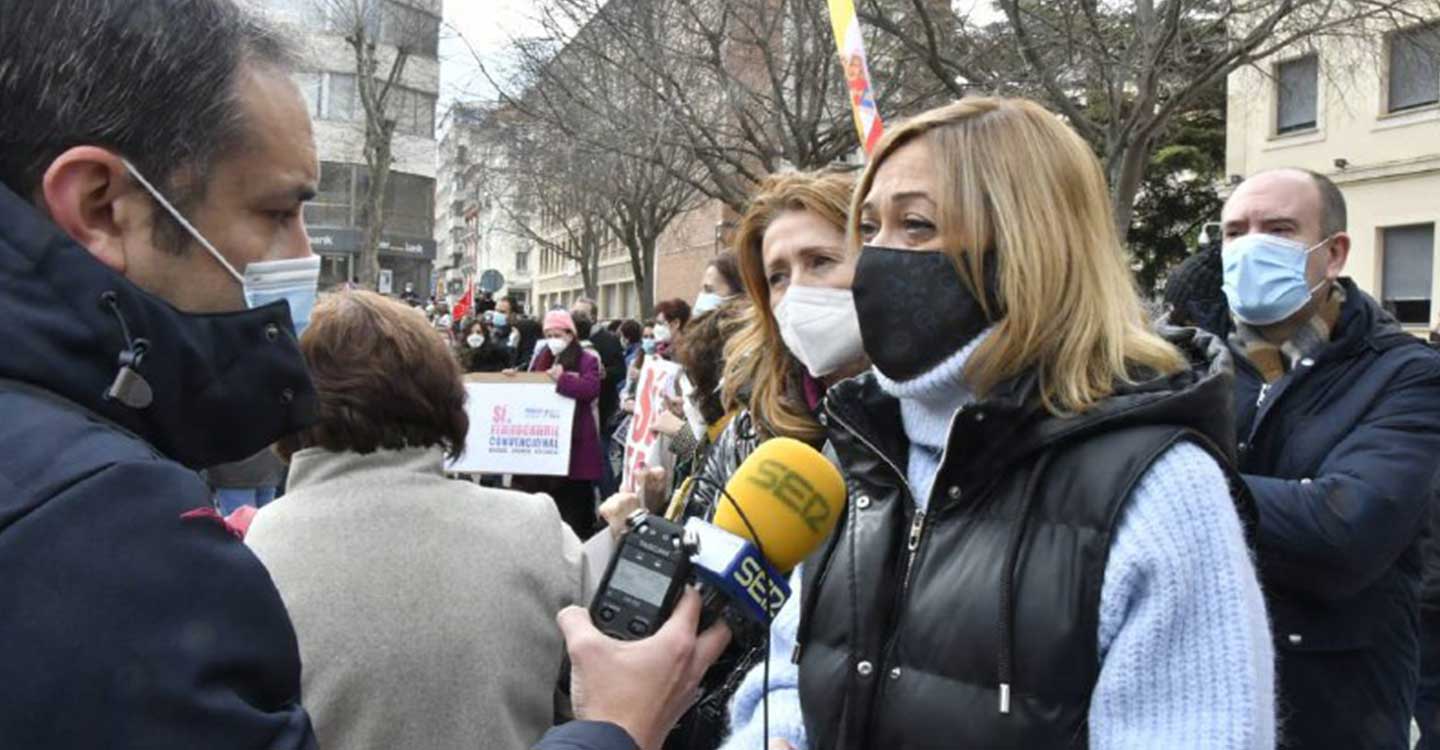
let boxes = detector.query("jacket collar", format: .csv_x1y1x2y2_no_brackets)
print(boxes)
824,324,1241,491
0,182,317,469
286,446,445,491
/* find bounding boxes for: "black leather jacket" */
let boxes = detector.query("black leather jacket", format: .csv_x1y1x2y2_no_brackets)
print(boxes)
795,327,1253,749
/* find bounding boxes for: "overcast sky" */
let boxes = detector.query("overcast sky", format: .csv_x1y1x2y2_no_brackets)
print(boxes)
437,0,540,114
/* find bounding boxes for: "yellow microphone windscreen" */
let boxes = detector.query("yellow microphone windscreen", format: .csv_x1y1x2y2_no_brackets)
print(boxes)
712,437,847,573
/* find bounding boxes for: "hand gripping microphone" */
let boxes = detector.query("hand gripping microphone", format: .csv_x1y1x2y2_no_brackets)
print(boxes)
589,437,847,639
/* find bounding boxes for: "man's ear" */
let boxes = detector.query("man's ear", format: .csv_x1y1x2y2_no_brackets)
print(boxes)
1326,232,1351,280
41,147,149,274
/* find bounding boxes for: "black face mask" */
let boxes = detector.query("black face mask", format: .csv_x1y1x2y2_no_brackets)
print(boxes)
851,245,1002,382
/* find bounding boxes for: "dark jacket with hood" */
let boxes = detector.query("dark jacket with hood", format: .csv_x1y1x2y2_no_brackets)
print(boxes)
0,183,319,747
1230,279,1440,750
795,327,1254,749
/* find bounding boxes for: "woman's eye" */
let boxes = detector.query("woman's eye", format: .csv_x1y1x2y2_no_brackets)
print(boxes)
857,220,879,238
767,271,789,288
904,217,935,233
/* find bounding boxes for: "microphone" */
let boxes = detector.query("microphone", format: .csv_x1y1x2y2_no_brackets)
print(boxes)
588,438,846,638
688,437,846,623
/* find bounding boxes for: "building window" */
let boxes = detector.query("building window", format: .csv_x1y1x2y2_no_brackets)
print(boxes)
308,162,355,228
1388,24,1440,113
515,250,530,273
316,73,433,136
381,2,441,58
1276,54,1319,134
294,72,322,118
325,73,358,122
1381,223,1436,325
382,172,436,238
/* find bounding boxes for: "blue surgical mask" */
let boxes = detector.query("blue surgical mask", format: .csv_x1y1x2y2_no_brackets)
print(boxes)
642,337,657,354
1222,233,1331,326
492,312,508,328
122,159,321,337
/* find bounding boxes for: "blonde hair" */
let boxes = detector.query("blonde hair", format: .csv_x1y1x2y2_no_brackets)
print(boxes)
722,169,858,442
851,97,1184,414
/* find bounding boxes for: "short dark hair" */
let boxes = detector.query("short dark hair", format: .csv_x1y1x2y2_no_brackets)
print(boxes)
708,252,743,296
653,298,692,330
281,291,469,461
620,319,643,344
1259,168,1348,238
572,297,598,318
572,311,595,341
0,0,297,247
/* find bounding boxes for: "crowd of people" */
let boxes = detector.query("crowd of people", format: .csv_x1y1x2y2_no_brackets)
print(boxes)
4,3,1440,750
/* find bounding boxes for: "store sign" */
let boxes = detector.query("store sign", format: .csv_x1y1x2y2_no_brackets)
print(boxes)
306,227,438,260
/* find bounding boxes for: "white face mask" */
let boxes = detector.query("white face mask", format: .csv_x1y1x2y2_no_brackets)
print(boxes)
679,375,708,441
546,336,570,355
466,334,484,348
774,284,866,378
654,323,673,342
122,159,320,336
693,292,725,315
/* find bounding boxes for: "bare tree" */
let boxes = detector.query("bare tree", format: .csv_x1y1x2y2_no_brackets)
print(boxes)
496,118,611,303
858,0,1440,235
463,0,711,311
319,0,438,288
479,0,901,211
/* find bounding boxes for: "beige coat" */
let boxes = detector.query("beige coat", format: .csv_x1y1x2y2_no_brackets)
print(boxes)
246,447,588,750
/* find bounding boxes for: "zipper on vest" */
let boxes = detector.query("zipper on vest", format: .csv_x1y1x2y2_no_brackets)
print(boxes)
1256,381,1270,408
901,511,926,587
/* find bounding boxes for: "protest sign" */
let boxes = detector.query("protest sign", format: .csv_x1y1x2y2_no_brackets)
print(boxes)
447,373,575,476
621,359,683,492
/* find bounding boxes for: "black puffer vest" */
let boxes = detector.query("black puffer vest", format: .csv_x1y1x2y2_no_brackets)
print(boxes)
795,327,1254,749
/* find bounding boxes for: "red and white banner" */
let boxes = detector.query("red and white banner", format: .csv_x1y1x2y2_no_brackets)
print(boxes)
621,358,683,493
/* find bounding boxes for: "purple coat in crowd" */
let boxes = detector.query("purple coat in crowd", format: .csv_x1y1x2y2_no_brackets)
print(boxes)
531,345,604,482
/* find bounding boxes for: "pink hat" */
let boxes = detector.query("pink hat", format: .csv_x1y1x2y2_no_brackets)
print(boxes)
543,309,577,336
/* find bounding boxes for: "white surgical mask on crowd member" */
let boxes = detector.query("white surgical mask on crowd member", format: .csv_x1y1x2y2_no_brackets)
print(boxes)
546,336,570,355
123,158,321,336
679,375,708,441
774,285,866,378
654,323,673,343
466,334,484,348
693,292,725,316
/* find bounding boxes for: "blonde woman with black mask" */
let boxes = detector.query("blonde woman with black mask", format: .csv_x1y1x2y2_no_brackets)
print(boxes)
734,98,1273,749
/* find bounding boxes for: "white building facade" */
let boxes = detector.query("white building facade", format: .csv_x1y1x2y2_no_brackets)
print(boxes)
1227,13,1440,330
252,0,443,295
434,104,533,310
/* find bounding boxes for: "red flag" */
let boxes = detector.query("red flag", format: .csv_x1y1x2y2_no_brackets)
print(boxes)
452,280,474,321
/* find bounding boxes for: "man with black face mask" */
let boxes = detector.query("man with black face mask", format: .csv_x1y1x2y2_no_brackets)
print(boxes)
0,2,321,747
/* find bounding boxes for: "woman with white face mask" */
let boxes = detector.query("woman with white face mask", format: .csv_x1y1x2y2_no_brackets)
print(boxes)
651,299,691,361
661,169,866,750
507,309,605,538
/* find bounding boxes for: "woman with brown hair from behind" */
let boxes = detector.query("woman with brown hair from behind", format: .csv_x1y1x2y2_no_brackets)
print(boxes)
245,290,586,750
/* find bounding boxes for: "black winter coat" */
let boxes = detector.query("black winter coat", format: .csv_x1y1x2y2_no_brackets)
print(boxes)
1231,279,1440,750
797,327,1254,748
0,183,319,747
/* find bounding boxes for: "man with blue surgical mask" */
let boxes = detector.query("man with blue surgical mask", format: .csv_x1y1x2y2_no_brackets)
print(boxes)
0,1,322,747
1220,168,1440,750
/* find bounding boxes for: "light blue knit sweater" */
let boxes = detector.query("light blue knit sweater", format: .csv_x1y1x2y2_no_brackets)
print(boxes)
721,332,1275,750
